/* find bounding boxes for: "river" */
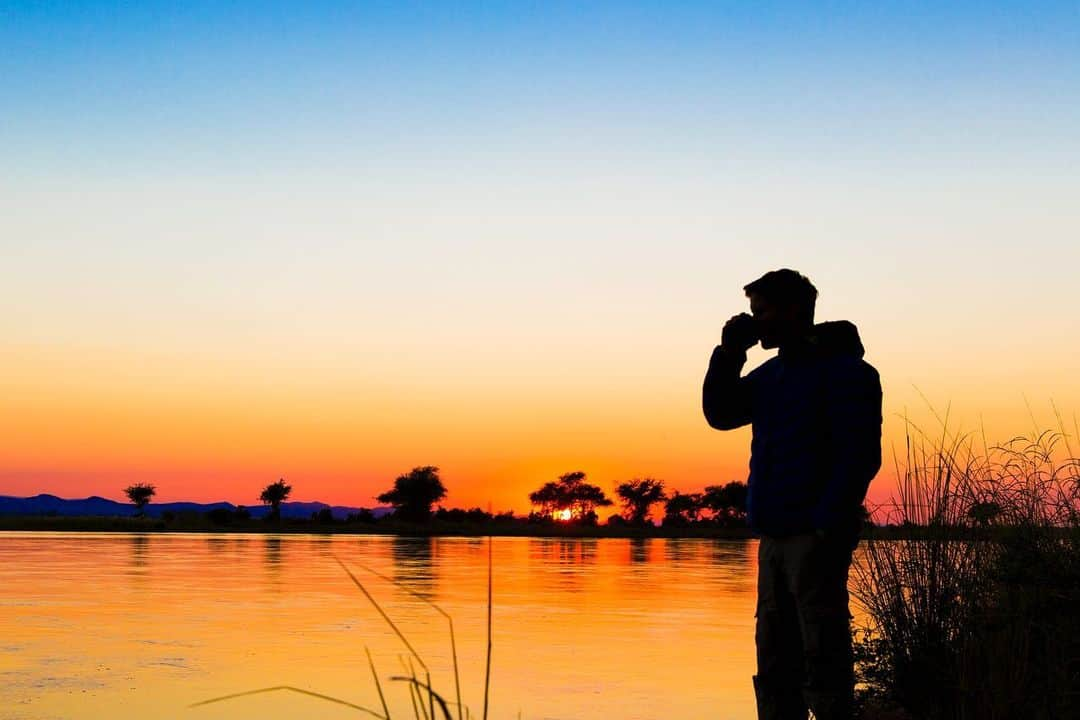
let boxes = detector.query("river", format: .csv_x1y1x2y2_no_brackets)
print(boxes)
0,532,764,719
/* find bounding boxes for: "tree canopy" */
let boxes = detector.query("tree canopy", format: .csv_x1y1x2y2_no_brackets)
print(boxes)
123,483,156,515
377,466,447,522
615,477,667,525
663,491,703,527
529,471,613,524
701,482,748,525
259,478,293,520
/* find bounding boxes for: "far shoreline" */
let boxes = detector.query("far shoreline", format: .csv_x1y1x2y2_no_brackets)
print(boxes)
0,515,755,539
0,516,1024,542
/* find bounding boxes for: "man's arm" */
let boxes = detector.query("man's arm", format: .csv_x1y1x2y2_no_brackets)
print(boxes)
702,345,754,430
813,360,883,532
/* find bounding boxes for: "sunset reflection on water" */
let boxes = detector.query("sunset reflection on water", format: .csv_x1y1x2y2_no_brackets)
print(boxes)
0,532,761,719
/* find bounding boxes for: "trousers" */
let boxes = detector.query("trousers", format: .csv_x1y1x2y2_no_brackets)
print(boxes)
753,533,855,720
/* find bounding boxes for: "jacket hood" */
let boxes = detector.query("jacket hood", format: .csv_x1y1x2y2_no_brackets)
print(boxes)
811,320,865,359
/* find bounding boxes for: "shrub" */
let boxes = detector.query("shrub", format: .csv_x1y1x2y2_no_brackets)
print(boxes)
346,509,377,524
206,508,235,525
851,414,1080,719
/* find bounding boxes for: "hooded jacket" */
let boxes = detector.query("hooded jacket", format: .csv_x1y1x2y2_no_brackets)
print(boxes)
702,320,882,541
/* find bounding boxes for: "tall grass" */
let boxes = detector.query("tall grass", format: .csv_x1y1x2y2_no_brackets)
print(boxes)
852,408,1080,719
191,538,495,720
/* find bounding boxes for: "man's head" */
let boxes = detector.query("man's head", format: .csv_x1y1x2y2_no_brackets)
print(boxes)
743,269,818,349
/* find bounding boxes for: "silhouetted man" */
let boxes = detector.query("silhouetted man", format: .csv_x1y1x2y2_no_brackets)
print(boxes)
702,269,882,720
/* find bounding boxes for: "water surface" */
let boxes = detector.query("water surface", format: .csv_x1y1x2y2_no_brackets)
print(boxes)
0,532,761,719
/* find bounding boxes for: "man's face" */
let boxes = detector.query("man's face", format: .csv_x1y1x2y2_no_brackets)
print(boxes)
749,292,798,349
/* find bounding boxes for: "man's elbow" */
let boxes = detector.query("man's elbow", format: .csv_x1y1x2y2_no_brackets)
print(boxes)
703,403,743,430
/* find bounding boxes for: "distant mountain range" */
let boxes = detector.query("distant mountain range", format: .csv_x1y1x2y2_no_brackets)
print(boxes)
0,494,393,520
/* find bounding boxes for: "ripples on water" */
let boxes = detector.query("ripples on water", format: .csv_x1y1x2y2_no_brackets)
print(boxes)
0,532,761,719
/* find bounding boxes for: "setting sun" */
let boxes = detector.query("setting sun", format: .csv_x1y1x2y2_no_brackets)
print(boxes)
556,509,573,522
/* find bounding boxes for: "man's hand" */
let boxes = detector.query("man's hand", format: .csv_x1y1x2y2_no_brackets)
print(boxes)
721,313,759,353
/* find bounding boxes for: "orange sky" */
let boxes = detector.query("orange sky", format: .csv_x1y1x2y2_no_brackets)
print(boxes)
4,180,1076,515
4,330,1077,517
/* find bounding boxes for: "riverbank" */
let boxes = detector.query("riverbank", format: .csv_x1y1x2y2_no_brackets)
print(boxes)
0,514,757,538
4,515,1066,541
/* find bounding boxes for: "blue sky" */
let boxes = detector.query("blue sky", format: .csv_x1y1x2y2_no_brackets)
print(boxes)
4,1,1078,177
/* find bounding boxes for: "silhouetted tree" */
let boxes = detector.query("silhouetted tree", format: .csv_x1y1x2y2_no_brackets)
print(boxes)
436,507,465,523
606,513,629,527
259,478,292,521
701,481,748,525
528,471,613,523
123,483,156,516
346,509,377,524
207,507,236,524
377,466,447,522
528,481,567,518
616,477,667,526
663,491,703,527
466,507,491,523
434,507,493,524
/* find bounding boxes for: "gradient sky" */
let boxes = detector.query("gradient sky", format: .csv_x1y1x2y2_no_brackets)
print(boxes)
3,1,1079,514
